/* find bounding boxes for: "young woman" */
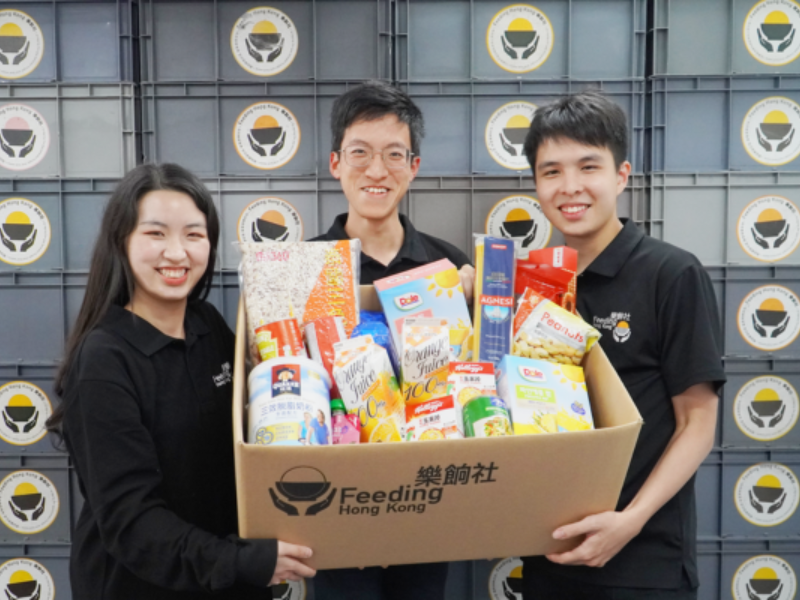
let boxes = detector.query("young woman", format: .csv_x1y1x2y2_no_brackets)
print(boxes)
46,163,315,599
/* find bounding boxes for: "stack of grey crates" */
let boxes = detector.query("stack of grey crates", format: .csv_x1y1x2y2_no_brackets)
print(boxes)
0,1,139,598
648,1,800,599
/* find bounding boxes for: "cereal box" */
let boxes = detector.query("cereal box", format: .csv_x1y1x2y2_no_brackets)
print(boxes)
405,396,464,441
473,235,515,368
496,355,594,434
402,318,450,406
374,259,473,362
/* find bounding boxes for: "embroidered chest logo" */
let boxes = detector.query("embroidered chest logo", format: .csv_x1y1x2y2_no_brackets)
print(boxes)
593,312,632,343
213,362,232,387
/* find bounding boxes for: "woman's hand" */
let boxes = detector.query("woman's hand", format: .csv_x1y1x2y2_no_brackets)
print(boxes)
269,541,316,585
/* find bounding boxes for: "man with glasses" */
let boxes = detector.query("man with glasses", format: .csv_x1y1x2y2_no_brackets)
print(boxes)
310,81,471,598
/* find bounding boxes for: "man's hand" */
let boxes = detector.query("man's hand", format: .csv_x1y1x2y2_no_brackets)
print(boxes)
458,264,475,304
269,541,316,586
545,510,644,568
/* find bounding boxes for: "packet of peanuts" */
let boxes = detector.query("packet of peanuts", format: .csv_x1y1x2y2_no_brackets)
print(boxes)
512,288,600,366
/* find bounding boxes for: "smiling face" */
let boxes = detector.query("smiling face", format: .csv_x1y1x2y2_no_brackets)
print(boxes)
330,114,420,225
126,190,210,313
533,137,630,247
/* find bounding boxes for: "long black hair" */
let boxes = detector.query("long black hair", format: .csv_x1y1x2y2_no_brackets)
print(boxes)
46,163,219,442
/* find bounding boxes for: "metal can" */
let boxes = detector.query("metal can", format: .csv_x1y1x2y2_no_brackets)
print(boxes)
463,396,513,438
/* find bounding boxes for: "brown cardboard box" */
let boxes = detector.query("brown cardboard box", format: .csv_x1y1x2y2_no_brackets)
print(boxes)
233,289,642,570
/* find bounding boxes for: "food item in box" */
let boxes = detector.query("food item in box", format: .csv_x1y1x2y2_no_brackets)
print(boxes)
255,317,305,362
463,396,513,438
304,316,346,398
405,396,464,441
374,259,473,361
330,398,360,445
512,288,600,366
401,318,450,406
473,235,515,367
351,311,400,379
496,355,594,434
247,357,333,446
332,335,405,443
447,362,498,408
238,240,361,362
515,246,578,314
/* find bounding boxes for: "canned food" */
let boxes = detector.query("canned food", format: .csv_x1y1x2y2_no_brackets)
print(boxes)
463,396,513,438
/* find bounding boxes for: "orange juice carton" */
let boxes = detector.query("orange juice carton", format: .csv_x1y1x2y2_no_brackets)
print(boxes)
496,355,594,435
401,318,450,406
374,259,473,361
405,396,464,442
332,335,405,443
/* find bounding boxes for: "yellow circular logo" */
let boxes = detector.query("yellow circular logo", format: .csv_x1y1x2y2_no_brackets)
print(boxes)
486,5,554,73
230,7,299,77
232,102,301,170
743,0,800,67
0,10,44,80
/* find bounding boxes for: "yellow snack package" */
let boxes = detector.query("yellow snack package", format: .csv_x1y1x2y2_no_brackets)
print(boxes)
401,318,450,406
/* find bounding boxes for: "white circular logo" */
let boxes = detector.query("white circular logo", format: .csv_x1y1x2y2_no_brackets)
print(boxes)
734,376,799,442
231,7,299,77
0,471,59,534
732,555,797,600
734,463,799,527
0,558,55,600
237,197,303,243
0,382,51,446
744,0,800,67
486,5,554,73
485,195,552,258
742,97,800,167
0,10,44,80
738,285,800,351
233,101,300,170
273,579,306,600
613,321,632,343
0,198,51,266
738,195,800,262
485,101,537,171
488,557,524,600
0,104,50,171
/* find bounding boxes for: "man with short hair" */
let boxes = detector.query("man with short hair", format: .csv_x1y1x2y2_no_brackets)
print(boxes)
520,90,726,600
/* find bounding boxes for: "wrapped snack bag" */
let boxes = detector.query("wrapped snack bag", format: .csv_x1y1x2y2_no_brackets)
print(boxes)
512,288,600,366
473,235,515,367
255,316,305,362
333,335,405,443
515,246,578,314
304,316,346,399
351,311,400,379
405,396,464,442
401,318,450,406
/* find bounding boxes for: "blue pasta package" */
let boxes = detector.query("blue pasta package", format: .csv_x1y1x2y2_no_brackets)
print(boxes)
473,235,515,367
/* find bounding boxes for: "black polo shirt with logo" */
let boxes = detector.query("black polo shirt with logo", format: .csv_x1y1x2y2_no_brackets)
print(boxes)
523,219,726,590
310,213,471,283
62,302,275,599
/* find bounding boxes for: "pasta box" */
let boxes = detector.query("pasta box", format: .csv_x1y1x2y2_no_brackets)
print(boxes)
232,288,642,569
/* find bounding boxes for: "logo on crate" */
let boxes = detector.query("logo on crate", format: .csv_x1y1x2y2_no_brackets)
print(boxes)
486,5,554,73
269,466,336,516
0,10,44,80
0,470,59,534
742,97,800,167
738,285,800,351
734,376,799,442
734,463,799,527
233,102,301,170
744,0,800,67
732,555,797,600
0,198,51,266
486,195,552,257
0,104,50,171
738,195,800,263
489,557,524,599
271,578,307,600
485,101,538,171
0,558,55,600
0,381,52,446
238,197,303,243
231,7,299,77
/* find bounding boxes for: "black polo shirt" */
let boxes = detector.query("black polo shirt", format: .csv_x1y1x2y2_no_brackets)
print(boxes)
524,219,726,590
62,302,275,600
311,213,471,284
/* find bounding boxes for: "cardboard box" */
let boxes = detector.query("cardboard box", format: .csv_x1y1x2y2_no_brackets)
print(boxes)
233,288,642,570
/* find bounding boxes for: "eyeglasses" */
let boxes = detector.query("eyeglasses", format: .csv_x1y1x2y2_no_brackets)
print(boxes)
338,144,414,170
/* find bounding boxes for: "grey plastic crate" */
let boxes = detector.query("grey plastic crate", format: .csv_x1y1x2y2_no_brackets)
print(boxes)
404,80,646,176
0,546,71,600
140,0,391,83
0,1,136,83
649,173,800,266
649,76,800,172
0,84,137,178
205,270,243,332
0,462,70,544
652,0,800,76
697,452,723,539
395,0,646,81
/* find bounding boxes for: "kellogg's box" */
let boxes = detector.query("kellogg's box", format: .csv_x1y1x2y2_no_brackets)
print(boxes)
374,259,473,362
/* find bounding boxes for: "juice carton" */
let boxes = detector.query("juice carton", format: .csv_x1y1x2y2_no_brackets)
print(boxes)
374,259,473,362
402,318,450,406
473,235,515,367
405,396,464,442
332,335,405,443
496,355,594,435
